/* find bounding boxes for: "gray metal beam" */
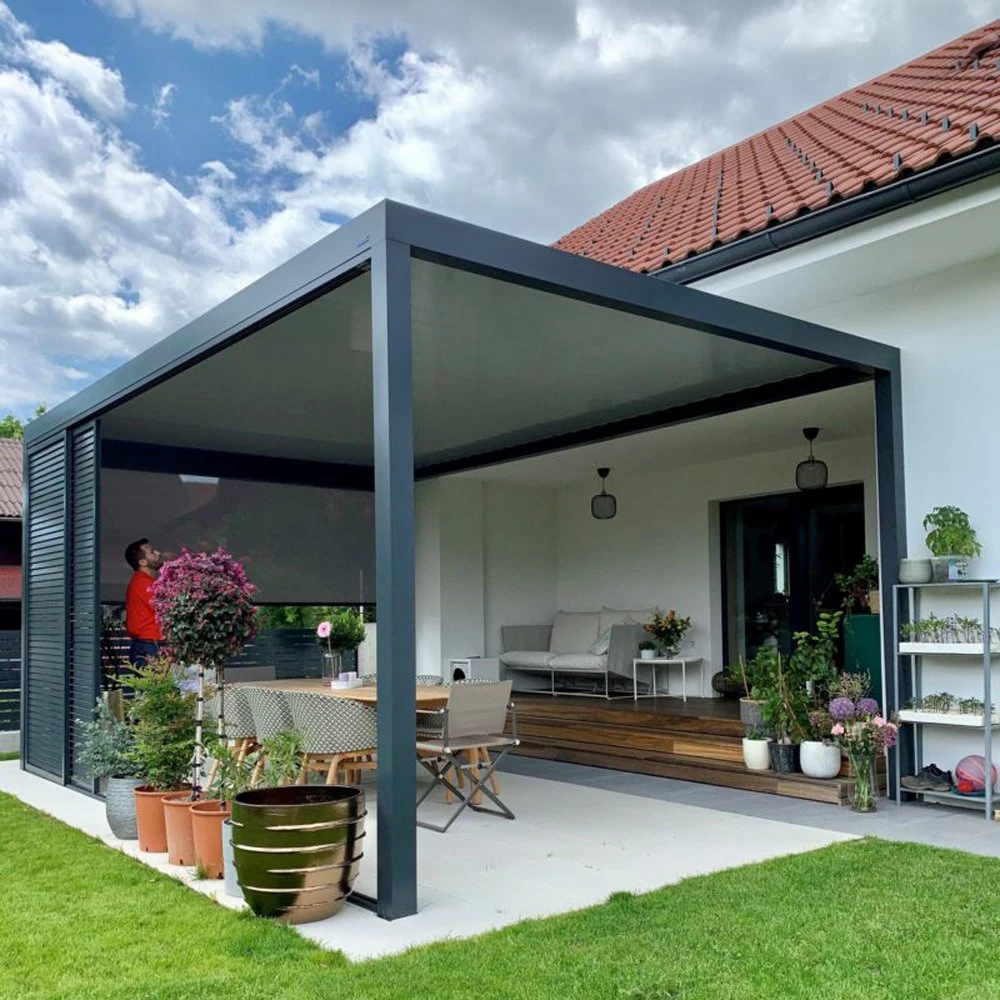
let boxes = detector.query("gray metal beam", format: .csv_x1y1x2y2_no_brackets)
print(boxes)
370,237,418,920
383,201,899,374
874,364,908,794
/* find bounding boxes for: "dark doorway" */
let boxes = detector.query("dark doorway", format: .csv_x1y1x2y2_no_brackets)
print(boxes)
721,484,865,663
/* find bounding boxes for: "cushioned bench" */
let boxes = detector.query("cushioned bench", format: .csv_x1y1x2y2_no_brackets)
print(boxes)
500,608,647,699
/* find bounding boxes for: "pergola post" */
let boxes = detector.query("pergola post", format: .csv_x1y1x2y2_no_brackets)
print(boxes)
370,237,418,920
875,365,908,795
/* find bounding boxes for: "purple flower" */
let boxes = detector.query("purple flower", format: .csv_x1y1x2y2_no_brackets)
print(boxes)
856,697,880,716
829,697,856,721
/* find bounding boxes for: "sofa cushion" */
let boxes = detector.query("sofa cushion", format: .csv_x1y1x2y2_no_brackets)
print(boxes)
549,611,601,653
588,627,613,656
599,607,651,635
550,653,607,672
499,651,554,670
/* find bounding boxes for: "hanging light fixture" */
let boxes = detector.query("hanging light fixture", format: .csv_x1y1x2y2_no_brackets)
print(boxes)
795,427,828,491
591,467,617,519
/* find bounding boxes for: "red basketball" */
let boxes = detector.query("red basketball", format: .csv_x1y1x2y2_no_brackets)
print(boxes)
954,755,998,795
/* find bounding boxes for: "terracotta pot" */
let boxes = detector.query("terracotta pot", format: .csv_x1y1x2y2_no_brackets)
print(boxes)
162,792,197,866
134,786,178,853
190,800,231,879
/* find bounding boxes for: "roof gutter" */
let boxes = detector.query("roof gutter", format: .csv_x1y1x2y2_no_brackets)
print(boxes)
654,142,1000,285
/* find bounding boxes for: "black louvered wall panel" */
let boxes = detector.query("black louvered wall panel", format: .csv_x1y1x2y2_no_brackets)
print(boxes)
69,423,100,788
24,436,68,779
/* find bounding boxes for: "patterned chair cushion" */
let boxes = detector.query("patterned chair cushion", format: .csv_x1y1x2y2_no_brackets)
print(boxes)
286,691,377,754
245,687,294,738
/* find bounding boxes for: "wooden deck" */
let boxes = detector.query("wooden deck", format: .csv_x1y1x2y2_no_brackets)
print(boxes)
509,694,866,805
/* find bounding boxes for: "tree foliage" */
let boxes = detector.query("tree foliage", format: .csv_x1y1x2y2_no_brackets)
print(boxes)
0,404,46,440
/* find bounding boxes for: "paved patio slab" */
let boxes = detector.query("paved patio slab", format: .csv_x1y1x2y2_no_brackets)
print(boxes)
0,760,854,960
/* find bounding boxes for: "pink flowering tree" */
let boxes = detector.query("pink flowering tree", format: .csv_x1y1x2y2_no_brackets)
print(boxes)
151,547,258,796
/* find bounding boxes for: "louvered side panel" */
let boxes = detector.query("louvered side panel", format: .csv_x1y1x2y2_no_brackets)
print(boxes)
69,424,100,789
24,437,67,779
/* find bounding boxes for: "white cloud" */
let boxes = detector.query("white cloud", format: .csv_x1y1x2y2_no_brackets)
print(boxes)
151,80,175,127
18,35,128,117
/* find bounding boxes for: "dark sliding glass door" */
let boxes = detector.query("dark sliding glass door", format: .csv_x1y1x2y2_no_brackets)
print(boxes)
721,484,865,663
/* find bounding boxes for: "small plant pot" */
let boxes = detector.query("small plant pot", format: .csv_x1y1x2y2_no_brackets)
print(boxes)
799,741,842,779
898,558,932,584
134,786,182,853
931,556,970,582
639,649,656,661
222,819,242,899
162,792,198,866
105,776,143,840
769,742,799,774
742,738,771,771
190,800,231,879
867,589,881,615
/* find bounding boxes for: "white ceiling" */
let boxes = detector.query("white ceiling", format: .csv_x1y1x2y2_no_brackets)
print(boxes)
458,381,874,486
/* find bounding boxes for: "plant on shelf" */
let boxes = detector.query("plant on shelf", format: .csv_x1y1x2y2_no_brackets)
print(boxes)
921,691,956,713
828,696,898,812
151,547,259,797
642,609,692,658
958,697,987,716
638,639,656,661
923,505,981,580
834,555,879,613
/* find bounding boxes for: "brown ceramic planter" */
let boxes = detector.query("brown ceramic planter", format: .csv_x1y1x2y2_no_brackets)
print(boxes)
190,800,231,879
162,792,197,866
134,786,177,853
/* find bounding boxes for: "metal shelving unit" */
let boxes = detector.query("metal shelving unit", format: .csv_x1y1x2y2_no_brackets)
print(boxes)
893,580,1000,820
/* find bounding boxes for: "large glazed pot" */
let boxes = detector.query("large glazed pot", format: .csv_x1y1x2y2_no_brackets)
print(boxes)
106,776,143,840
191,800,231,879
799,741,842,779
162,792,197,866
232,786,366,924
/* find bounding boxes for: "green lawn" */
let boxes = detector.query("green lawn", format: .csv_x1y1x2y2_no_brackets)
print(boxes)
3,791,1000,1000
0,751,19,762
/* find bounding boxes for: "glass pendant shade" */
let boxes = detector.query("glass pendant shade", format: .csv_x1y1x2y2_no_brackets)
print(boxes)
591,467,617,519
795,427,828,491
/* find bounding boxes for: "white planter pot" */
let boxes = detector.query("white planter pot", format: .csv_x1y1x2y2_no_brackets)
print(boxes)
742,738,772,771
799,740,842,779
222,819,242,899
639,649,656,660
898,558,932,584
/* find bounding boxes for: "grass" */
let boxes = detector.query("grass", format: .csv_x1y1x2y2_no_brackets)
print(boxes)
0,752,19,762
3,791,1000,1000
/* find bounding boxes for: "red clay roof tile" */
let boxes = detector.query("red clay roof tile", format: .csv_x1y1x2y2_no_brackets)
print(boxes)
555,20,1000,271
0,440,21,520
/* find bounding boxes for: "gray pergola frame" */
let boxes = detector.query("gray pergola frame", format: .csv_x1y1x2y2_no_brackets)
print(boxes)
22,199,906,920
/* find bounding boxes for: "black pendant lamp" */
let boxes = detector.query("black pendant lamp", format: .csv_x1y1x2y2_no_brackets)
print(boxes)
591,467,617,519
795,427,828,491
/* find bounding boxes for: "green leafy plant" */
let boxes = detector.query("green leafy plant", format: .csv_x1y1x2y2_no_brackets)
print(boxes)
744,727,769,741
958,697,986,716
758,652,809,744
638,640,656,652
76,698,143,780
202,732,257,805
834,555,879,613
921,691,956,713
923,506,981,558
259,730,304,787
126,658,197,791
317,608,367,652
732,648,774,700
790,611,842,697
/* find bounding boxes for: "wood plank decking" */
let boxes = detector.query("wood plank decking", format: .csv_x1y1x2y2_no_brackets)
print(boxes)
509,694,866,805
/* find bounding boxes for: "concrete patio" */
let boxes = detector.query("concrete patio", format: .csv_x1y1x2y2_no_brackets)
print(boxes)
0,759,854,960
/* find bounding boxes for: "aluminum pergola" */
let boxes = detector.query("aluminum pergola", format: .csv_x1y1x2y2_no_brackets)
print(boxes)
22,199,906,919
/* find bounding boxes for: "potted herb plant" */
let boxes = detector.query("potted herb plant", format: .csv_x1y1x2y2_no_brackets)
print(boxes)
127,658,197,854
638,640,656,661
76,698,144,839
316,608,367,685
741,727,771,771
152,547,258,797
923,505,981,581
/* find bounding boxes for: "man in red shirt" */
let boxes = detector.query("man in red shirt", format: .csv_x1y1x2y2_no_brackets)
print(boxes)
125,538,164,667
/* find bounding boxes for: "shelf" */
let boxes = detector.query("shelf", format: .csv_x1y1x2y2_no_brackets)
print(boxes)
894,581,999,589
898,642,999,656
909,788,996,805
898,709,1000,728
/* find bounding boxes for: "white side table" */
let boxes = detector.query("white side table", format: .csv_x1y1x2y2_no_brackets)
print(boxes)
631,657,704,702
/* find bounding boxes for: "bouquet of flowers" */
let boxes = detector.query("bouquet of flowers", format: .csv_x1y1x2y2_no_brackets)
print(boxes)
828,695,898,812
643,609,691,657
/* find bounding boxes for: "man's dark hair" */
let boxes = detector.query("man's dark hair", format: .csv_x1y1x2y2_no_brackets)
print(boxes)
125,538,150,572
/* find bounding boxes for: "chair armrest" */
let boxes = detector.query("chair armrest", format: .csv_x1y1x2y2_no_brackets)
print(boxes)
607,623,645,679
501,624,553,653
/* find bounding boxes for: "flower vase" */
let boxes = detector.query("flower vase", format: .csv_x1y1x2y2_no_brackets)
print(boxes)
657,644,678,660
323,651,343,685
848,752,877,812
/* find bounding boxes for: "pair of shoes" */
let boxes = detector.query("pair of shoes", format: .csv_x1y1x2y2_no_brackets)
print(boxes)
901,764,952,792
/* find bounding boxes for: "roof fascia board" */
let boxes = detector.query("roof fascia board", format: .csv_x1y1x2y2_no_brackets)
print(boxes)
25,202,388,447
657,144,1000,286
384,200,898,374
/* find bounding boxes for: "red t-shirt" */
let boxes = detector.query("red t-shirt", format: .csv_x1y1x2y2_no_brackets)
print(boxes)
126,571,163,641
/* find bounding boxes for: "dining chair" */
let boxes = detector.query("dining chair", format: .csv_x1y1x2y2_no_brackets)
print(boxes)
286,691,378,786
415,680,519,832
245,686,295,786
205,685,258,789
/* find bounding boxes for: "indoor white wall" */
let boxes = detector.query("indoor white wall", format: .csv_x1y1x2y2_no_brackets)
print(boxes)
414,479,442,676
554,436,876,693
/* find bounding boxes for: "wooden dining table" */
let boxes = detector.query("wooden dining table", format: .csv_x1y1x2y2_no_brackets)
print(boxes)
232,677,450,708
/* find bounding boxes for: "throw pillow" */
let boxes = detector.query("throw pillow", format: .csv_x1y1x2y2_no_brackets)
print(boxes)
588,628,612,656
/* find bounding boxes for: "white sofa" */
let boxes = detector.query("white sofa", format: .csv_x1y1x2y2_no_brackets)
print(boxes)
499,608,648,698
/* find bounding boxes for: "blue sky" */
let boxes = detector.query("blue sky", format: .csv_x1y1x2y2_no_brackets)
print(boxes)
0,0,992,416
